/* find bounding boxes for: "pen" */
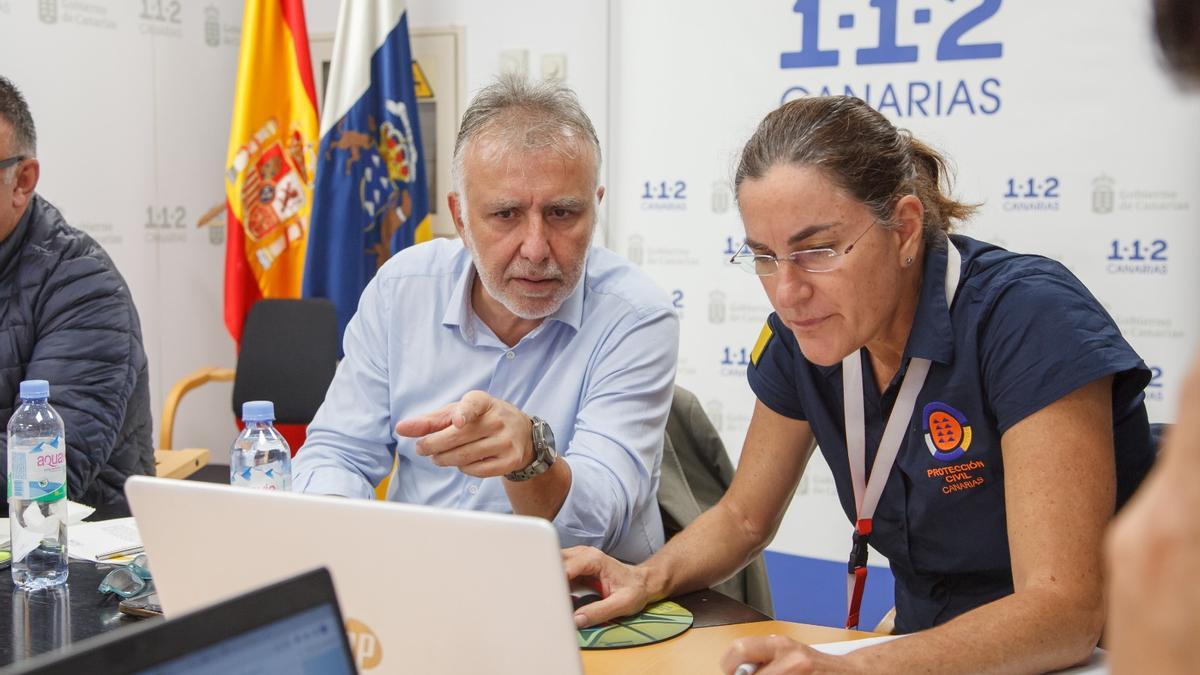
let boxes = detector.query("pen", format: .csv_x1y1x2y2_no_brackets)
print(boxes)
96,545,144,561
733,663,758,675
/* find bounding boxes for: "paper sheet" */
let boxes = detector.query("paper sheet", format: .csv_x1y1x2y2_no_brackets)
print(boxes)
1,500,97,555
810,635,901,655
811,635,1108,673
66,517,143,562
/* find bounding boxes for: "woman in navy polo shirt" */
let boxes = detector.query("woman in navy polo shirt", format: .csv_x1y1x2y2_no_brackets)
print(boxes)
565,95,1155,673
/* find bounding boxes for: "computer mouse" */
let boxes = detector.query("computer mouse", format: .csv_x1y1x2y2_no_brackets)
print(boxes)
569,579,602,611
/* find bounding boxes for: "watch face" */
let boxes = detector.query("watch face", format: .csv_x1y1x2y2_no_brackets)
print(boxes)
540,421,556,458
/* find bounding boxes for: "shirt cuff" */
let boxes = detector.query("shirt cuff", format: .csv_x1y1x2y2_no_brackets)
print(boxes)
292,465,375,500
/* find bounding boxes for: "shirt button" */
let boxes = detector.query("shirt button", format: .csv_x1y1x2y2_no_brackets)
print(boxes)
468,484,479,495
505,351,515,360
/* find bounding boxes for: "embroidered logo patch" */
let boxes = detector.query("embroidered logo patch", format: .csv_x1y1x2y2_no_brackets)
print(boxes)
923,402,973,462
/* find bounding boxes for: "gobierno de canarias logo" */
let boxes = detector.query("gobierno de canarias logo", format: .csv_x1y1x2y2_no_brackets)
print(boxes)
923,402,973,462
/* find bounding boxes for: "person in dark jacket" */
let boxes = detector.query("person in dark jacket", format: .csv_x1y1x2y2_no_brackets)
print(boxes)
0,75,153,509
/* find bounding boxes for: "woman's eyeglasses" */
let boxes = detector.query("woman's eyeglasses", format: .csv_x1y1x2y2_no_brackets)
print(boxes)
730,220,877,275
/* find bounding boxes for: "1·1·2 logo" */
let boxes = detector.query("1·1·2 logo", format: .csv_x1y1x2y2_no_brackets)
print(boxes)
1004,177,1059,199
721,347,751,367
140,0,181,23
642,180,687,201
1108,239,1167,262
145,206,187,229
782,0,1002,69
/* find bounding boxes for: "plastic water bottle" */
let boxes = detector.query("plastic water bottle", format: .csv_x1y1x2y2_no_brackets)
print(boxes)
230,401,292,491
7,380,68,590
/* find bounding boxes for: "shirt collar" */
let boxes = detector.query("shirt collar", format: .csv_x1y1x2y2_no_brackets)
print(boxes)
547,261,586,331
442,259,476,333
903,238,957,365
441,253,588,340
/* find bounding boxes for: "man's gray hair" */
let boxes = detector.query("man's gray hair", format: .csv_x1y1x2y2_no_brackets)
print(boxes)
0,76,36,183
450,74,601,197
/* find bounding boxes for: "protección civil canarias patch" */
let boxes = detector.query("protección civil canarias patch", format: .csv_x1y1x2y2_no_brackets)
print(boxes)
922,401,973,462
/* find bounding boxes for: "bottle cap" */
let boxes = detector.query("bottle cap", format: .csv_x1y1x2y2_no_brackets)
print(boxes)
19,380,49,400
241,400,275,423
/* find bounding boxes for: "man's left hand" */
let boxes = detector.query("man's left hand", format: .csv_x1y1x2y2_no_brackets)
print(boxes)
395,390,534,478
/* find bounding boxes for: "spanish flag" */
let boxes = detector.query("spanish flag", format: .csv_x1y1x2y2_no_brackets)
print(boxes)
222,0,319,343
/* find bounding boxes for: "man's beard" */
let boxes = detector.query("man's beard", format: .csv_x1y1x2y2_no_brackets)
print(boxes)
462,228,586,321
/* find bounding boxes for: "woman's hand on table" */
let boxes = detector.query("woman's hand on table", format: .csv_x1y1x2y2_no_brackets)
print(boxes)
721,635,858,674
562,545,655,628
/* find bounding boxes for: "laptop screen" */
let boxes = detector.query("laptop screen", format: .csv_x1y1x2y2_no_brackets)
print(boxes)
5,567,356,675
136,604,352,675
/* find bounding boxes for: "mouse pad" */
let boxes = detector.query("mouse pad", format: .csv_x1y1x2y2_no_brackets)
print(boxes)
576,600,693,649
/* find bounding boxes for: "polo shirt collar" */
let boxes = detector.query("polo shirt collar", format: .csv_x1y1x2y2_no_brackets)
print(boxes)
903,238,956,365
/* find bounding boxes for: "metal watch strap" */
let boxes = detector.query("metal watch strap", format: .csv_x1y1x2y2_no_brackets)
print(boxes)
505,416,555,482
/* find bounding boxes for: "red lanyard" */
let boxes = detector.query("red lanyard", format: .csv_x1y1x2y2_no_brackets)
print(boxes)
840,242,961,630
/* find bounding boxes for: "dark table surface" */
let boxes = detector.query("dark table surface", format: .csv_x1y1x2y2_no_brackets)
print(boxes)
1,504,156,670
0,503,769,670
1,559,157,668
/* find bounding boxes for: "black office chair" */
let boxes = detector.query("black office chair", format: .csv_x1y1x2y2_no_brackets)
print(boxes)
160,298,339,454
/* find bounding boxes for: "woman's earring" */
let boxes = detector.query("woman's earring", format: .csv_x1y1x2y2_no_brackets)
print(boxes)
904,256,914,267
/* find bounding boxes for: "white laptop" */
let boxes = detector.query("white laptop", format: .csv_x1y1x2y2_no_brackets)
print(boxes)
125,476,583,674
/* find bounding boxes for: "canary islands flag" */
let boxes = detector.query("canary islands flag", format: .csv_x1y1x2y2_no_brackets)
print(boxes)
223,0,319,343
304,0,431,344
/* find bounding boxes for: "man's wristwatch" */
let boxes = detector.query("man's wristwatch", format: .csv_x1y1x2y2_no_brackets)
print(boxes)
505,416,557,482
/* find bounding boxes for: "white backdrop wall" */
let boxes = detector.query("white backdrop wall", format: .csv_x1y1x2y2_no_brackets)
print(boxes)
606,0,1200,578
0,0,245,462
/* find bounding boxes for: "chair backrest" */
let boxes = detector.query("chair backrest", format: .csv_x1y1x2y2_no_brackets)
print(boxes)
658,385,774,616
232,299,339,426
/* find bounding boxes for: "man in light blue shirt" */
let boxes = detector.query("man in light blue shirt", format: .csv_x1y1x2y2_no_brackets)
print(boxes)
293,76,679,562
